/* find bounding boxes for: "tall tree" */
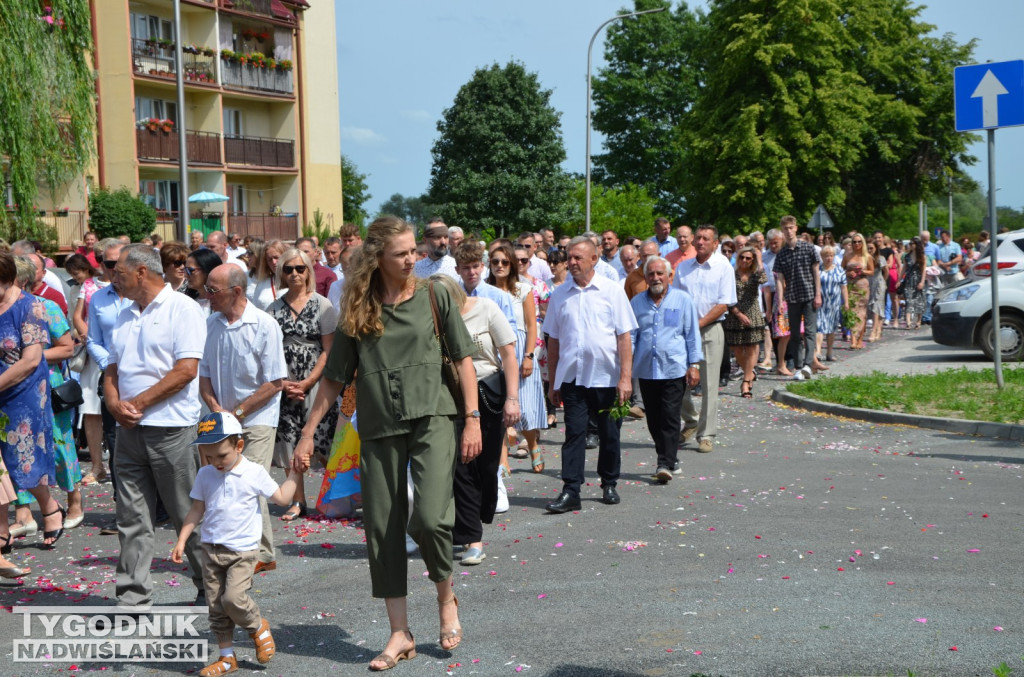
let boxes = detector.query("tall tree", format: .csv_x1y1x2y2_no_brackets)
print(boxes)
561,179,660,241
677,0,976,230
340,154,371,226
0,0,95,231
428,61,574,239
591,0,706,215
377,193,433,226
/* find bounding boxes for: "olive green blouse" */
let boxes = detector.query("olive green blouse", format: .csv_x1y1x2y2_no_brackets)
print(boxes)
323,282,475,441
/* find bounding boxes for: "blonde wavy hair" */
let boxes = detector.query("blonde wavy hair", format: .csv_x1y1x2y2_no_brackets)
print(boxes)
340,216,416,337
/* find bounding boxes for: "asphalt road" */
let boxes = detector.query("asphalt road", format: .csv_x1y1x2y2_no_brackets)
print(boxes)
1,325,1022,676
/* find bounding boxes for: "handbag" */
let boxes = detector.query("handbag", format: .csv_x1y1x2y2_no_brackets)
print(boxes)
478,369,505,414
427,282,466,417
51,363,84,414
772,301,791,338
67,340,88,373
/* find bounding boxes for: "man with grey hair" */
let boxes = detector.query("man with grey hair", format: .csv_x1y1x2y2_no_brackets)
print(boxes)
12,239,67,304
200,264,287,573
619,244,638,278
206,231,246,271
447,226,465,251
105,243,208,606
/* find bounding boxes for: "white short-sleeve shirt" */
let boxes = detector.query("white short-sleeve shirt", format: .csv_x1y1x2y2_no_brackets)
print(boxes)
542,272,638,388
200,301,288,428
671,252,738,321
110,284,207,426
190,456,279,552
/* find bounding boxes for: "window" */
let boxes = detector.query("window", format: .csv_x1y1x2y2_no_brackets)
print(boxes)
223,108,243,138
139,180,180,214
228,184,247,213
135,97,177,124
130,13,173,41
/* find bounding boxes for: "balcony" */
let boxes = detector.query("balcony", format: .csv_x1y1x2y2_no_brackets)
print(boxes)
220,0,295,22
227,212,298,240
221,59,293,95
131,38,217,85
136,128,222,165
224,135,294,168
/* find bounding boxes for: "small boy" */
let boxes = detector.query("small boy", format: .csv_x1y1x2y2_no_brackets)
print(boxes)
172,412,301,677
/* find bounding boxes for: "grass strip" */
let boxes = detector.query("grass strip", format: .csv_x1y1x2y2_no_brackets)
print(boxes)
786,367,1024,424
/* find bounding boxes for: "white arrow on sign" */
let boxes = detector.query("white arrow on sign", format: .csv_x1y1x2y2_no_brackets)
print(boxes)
972,70,1009,127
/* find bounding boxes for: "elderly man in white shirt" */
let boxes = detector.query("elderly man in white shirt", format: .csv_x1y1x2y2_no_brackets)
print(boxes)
672,224,737,454
543,236,638,513
105,244,209,607
199,264,287,574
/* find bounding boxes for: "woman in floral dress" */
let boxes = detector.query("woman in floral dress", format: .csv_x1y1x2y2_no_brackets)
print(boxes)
0,251,65,552
268,248,339,520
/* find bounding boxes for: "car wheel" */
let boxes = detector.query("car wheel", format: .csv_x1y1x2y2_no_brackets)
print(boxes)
979,315,1024,362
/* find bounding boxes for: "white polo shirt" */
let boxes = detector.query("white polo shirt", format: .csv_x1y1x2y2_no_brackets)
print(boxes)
190,456,279,552
672,252,737,322
200,301,287,428
542,272,637,388
110,284,207,426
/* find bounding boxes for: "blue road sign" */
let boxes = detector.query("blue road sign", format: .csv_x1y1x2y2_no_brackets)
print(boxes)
954,60,1024,132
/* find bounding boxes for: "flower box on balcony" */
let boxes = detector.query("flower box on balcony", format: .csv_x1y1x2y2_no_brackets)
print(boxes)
55,209,69,217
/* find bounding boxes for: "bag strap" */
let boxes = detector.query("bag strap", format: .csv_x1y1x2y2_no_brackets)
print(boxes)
427,282,450,357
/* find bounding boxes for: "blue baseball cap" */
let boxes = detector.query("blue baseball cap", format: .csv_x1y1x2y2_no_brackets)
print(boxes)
192,412,244,445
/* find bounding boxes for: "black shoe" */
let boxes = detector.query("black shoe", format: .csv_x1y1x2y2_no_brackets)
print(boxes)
545,491,581,514
719,377,729,388
602,486,621,505
194,589,207,606
99,519,118,535
585,434,598,449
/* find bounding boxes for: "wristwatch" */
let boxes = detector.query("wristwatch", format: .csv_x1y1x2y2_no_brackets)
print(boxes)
233,406,246,420
465,409,481,419
525,352,534,359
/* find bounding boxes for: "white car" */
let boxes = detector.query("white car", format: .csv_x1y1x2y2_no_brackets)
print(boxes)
931,271,1024,361
968,228,1024,278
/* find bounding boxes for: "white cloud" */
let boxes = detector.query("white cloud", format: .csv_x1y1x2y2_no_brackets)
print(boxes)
341,127,387,146
400,109,432,123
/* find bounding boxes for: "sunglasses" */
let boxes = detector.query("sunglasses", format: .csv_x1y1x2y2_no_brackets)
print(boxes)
738,256,754,261
490,259,510,267
517,258,530,265
203,285,238,295
184,266,198,276
283,264,307,274
102,260,117,269
171,260,185,267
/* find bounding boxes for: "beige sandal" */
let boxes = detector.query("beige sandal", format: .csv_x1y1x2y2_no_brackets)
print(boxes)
249,617,275,664
369,630,416,671
438,594,462,651
199,653,237,676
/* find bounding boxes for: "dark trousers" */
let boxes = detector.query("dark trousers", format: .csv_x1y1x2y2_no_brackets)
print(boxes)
100,389,118,502
786,299,818,369
560,381,621,497
638,377,686,471
453,402,504,545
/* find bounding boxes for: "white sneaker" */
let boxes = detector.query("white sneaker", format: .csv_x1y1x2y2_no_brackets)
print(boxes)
495,471,509,513
793,372,805,381
800,364,813,379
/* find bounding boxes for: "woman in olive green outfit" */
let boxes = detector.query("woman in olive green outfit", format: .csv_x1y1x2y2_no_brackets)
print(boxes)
293,216,482,672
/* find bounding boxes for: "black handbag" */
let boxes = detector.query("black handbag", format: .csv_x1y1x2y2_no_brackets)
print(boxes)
478,370,506,414
51,363,84,414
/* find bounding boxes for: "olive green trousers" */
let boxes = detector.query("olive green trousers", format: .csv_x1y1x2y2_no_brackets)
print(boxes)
360,415,457,598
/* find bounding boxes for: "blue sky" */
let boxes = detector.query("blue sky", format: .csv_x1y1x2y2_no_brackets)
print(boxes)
336,1,1024,221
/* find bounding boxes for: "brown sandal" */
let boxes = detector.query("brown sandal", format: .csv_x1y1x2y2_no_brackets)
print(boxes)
369,630,416,671
249,617,276,664
199,654,237,676
438,594,462,651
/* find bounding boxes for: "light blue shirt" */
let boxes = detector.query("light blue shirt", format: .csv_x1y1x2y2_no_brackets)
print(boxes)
630,288,703,380
937,241,960,269
924,241,940,260
86,283,130,370
463,281,517,335
648,235,679,257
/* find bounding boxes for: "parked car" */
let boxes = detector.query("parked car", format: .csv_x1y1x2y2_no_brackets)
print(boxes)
931,271,1024,361
968,228,1024,278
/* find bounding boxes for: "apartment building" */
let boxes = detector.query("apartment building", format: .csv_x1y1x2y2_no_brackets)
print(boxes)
38,0,342,247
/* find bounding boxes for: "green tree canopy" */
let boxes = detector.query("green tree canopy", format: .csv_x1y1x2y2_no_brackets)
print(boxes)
340,154,371,226
428,61,574,239
0,0,95,233
89,187,157,242
677,0,976,230
377,193,434,226
561,179,660,241
591,0,706,214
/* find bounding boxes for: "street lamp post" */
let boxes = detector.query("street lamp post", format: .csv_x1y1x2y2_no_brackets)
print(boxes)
586,7,665,232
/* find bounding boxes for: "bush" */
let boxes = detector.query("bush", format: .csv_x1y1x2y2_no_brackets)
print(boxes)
0,214,58,253
89,187,157,242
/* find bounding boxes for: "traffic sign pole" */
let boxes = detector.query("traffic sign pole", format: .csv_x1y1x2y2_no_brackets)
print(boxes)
987,129,1003,389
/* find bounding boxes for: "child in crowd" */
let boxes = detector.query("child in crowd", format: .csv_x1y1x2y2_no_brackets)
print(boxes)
172,412,300,676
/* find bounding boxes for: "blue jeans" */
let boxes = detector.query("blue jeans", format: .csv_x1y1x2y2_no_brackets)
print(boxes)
559,381,621,497
923,292,934,323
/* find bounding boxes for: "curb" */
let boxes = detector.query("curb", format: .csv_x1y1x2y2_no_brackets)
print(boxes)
770,388,1024,442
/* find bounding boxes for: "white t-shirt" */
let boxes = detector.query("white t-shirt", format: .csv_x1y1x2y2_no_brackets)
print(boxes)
461,297,515,380
110,285,207,426
190,455,279,551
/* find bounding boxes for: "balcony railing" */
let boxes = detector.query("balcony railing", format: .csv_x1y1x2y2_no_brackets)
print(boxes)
224,135,294,168
221,0,288,20
136,128,222,165
227,212,298,240
131,38,217,85
221,59,293,95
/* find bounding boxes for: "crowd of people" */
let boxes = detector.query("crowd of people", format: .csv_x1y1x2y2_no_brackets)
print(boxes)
0,215,988,674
